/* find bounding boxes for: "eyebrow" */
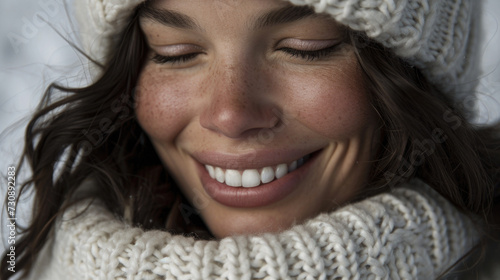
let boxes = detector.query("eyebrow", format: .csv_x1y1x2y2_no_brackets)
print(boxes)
254,5,318,29
139,5,201,30
139,4,320,31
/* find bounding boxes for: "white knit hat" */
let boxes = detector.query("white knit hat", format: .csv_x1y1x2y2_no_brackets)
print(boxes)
75,0,483,106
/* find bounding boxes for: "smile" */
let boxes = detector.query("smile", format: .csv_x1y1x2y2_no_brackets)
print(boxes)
194,149,321,208
204,154,311,188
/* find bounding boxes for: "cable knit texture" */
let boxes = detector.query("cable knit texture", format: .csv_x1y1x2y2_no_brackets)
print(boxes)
28,180,478,279
74,0,483,109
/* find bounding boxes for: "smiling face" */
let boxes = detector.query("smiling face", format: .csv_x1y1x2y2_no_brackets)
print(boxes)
135,0,381,238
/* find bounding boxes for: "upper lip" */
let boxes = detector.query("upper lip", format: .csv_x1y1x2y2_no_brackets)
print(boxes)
192,148,321,170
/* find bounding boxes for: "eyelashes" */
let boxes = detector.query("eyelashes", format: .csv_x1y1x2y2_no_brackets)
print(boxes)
151,43,342,65
277,44,341,61
152,52,200,64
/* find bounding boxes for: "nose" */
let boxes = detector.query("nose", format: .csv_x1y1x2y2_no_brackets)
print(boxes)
200,59,280,139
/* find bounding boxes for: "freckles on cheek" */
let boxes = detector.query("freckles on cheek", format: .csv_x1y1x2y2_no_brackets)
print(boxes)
286,69,374,139
135,68,193,141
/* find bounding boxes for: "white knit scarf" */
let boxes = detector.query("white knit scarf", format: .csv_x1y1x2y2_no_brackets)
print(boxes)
28,180,478,279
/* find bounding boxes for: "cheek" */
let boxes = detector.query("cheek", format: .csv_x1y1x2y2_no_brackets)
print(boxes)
281,62,374,139
135,66,195,142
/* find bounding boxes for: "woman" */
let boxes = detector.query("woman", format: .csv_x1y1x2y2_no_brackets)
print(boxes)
2,0,499,279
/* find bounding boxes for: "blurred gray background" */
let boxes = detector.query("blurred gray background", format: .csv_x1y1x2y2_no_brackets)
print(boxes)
1,0,500,254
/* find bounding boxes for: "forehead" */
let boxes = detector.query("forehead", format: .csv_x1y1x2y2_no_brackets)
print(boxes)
139,0,333,32
145,0,290,11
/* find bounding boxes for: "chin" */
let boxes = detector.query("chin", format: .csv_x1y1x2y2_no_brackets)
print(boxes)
209,219,292,239
199,202,315,239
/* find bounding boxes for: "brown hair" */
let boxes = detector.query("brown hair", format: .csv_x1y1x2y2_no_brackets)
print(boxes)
2,4,499,279
351,32,500,217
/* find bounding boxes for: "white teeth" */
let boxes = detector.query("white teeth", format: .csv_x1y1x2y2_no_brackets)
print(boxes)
205,154,311,188
261,167,275,184
225,169,242,187
275,164,288,179
206,165,215,178
242,170,261,188
215,167,225,183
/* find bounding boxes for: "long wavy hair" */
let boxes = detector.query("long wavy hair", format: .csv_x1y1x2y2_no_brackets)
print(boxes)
2,3,500,279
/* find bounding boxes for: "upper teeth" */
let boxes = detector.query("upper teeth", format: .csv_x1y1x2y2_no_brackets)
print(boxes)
205,155,310,188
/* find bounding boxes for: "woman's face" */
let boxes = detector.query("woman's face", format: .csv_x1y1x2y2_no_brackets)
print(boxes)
136,0,380,238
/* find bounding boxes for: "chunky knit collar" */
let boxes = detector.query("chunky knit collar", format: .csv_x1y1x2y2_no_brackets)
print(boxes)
29,180,478,279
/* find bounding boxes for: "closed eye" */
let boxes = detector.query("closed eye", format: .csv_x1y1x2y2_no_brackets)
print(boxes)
278,44,342,61
152,52,201,64
151,43,343,65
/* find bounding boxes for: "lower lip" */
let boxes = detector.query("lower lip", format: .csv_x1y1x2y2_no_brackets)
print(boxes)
196,152,319,208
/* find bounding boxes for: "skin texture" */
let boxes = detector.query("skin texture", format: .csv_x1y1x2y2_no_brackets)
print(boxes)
135,0,381,238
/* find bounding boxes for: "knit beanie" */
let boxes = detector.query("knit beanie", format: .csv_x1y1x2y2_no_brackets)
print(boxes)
75,0,483,110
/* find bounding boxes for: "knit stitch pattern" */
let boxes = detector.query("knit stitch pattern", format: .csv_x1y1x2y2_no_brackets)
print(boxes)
74,0,483,108
287,0,483,107
74,0,144,63
29,180,478,280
